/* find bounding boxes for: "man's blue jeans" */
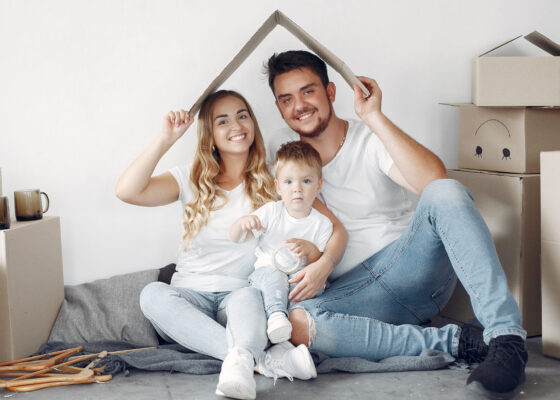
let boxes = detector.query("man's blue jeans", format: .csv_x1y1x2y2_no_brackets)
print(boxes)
294,179,526,360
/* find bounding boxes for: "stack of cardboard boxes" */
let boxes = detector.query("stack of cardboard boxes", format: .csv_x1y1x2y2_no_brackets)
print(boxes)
441,31,560,341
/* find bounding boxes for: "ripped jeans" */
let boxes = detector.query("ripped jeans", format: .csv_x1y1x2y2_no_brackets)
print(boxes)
293,179,526,360
249,266,324,319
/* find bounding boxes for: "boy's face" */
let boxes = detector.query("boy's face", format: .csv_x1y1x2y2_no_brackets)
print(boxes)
275,160,322,218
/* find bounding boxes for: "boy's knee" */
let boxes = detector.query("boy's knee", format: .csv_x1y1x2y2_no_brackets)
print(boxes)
289,308,315,347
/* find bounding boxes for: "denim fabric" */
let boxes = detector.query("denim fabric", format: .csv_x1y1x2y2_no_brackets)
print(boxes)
139,282,267,361
295,179,526,359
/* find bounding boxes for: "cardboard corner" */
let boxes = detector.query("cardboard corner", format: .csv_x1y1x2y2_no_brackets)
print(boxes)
189,9,369,115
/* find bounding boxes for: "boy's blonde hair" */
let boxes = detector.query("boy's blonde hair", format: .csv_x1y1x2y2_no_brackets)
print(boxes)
274,141,322,178
182,90,276,248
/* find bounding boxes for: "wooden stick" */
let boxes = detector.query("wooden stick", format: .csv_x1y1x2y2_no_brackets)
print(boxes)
0,348,76,367
6,374,112,392
0,347,82,372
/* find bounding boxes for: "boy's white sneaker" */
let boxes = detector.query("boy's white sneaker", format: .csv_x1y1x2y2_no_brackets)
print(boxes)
216,347,256,400
267,312,292,344
257,341,317,382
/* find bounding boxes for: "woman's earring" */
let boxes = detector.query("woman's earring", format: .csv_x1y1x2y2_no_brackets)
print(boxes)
212,145,216,152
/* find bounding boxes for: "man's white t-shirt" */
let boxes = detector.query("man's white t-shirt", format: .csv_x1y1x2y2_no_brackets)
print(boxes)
267,119,414,280
251,200,333,269
168,165,256,292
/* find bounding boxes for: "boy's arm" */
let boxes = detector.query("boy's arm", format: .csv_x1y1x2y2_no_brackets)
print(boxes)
229,215,264,243
288,199,347,302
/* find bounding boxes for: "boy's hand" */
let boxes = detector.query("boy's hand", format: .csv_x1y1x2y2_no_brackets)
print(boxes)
238,215,265,233
285,238,318,259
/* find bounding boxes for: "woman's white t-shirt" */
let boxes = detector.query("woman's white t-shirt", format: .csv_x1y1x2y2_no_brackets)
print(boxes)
168,165,256,292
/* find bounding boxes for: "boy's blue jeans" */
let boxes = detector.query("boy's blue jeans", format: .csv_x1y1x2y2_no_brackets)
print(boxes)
293,179,526,360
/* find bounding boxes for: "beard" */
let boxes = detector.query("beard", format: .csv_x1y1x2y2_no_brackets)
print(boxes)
291,105,333,138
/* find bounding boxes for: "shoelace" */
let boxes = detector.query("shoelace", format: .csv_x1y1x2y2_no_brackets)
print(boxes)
460,325,488,363
263,353,294,384
487,339,526,367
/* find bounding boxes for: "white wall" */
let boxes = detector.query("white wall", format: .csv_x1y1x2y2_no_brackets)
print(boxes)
1,0,559,284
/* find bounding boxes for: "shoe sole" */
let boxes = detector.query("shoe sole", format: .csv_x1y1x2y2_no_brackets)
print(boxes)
267,325,292,344
466,373,526,400
216,381,256,400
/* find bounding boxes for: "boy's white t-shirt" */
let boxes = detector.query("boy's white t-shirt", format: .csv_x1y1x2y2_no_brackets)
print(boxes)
267,119,414,280
168,165,256,292
251,200,333,269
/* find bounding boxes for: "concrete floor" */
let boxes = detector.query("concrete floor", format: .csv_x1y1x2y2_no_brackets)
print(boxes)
2,337,559,400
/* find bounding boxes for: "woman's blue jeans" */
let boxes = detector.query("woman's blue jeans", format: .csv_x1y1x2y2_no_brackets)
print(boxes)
294,179,526,360
139,283,267,361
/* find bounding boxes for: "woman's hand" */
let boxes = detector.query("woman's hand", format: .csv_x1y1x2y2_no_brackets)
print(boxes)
160,109,194,146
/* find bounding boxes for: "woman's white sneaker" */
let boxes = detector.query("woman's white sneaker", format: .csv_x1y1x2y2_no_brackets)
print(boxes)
216,347,256,400
267,312,292,344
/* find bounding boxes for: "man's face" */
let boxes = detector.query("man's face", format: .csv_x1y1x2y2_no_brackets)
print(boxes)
273,67,335,138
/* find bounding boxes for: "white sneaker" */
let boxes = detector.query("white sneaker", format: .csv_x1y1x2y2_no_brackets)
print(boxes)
257,341,317,382
216,347,256,400
267,312,292,344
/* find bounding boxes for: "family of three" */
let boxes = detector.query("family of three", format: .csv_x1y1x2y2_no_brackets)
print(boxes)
115,50,528,399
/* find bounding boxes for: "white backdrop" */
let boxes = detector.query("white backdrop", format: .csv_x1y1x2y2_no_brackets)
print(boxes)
1,0,559,284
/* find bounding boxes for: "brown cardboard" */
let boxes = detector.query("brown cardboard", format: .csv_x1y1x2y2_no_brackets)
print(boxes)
189,10,369,114
0,216,64,361
473,31,560,106
441,169,541,336
446,104,560,173
541,151,560,359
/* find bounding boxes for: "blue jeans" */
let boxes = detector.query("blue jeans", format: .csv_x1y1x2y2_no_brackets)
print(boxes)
139,282,267,360
249,266,326,319
294,179,526,360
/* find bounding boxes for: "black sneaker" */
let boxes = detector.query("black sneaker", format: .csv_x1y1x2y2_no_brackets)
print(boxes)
466,335,528,398
458,318,488,363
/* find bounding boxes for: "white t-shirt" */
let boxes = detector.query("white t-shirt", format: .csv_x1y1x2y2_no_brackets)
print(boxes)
267,119,414,280
169,165,256,292
251,200,333,269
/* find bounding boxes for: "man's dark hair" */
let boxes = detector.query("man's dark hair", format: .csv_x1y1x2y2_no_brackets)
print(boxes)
266,50,329,94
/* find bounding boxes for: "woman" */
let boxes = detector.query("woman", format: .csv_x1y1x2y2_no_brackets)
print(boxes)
115,90,328,400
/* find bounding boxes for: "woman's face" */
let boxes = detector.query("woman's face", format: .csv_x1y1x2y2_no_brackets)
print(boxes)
211,95,255,156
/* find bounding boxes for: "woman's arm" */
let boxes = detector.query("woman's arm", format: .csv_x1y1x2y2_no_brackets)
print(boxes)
115,110,193,206
288,198,348,302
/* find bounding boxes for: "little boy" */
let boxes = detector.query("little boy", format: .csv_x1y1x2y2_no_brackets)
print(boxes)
230,141,333,343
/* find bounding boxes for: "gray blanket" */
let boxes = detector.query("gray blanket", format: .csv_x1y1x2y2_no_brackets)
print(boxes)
45,268,458,375
39,341,456,376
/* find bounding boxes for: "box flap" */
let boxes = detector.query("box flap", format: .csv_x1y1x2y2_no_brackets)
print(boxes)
479,35,523,57
189,10,369,114
524,31,560,56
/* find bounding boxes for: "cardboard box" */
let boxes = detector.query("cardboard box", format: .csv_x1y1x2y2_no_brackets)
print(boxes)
189,10,369,114
0,216,64,361
473,31,560,107
450,104,560,173
541,151,560,358
441,169,541,336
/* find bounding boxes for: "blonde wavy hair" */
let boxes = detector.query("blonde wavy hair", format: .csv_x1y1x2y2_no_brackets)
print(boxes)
182,90,276,247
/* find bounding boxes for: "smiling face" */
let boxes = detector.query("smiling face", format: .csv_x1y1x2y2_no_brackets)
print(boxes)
273,67,336,138
211,95,255,156
275,160,322,218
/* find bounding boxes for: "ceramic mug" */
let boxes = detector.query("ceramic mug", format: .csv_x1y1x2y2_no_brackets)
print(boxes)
0,196,9,229
14,189,50,221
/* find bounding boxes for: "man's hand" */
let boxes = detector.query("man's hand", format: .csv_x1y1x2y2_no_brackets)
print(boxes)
288,255,333,302
353,76,384,128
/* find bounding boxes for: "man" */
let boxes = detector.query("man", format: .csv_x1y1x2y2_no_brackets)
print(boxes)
265,50,527,397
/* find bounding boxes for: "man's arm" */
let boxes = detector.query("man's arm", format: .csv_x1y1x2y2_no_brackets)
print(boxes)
353,77,447,195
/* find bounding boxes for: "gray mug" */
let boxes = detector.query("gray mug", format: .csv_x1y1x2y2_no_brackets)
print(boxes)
0,196,9,229
14,189,50,221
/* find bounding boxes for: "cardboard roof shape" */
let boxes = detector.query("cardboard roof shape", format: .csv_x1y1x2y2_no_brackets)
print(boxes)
189,10,369,114
479,30,560,57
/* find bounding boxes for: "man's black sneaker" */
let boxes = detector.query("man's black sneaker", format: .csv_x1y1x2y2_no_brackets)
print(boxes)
458,318,488,363
466,335,528,398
